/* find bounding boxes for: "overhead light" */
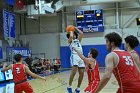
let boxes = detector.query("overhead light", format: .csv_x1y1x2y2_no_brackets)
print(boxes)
42,4,55,13
96,14,100,17
27,16,38,20
136,18,140,26
55,0,64,12
27,16,34,19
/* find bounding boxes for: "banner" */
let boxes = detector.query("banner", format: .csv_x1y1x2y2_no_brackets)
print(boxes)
3,10,16,39
6,0,14,6
7,47,31,58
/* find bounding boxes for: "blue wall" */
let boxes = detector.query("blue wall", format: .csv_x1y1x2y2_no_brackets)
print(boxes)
60,44,140,68
134,45,140,55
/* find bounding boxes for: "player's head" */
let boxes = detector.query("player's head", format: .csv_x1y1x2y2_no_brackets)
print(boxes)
88,48,98,59
105,32,122,51
66,31,78,39
14,54,22,62
124,35,139,50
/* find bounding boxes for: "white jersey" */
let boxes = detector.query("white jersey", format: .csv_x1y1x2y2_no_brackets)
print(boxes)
69,39,83,54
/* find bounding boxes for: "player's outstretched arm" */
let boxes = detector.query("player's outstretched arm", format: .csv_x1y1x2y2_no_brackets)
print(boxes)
75,27,83,42
24,66,46,81
95,53,114,93
1,63,12,72
68,31,73,43
73,48,90,65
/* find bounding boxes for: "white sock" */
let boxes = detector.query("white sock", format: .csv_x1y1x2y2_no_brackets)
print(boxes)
68,86,72,88
76,87,80,90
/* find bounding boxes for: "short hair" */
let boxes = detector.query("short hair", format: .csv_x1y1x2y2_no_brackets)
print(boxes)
66,33,70,39
14,54,22,62
90,48,98,59
66,31,78,39
105,32,122,47
125,35,139,49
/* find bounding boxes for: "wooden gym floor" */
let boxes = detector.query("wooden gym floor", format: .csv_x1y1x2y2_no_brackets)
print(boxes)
0,69,118,93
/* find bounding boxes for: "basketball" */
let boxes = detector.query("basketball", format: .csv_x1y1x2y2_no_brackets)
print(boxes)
66,25,75,33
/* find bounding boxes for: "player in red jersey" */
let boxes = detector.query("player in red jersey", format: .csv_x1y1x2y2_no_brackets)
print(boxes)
2,54,46,93
95,32,140,93
73,48,100,93
124,35,140,73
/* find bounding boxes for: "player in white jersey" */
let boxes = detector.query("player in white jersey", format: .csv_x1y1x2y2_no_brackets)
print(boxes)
67,27,85,93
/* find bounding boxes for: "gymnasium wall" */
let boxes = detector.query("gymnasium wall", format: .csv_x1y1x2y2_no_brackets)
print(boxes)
17,15,62,35
20,33,60,59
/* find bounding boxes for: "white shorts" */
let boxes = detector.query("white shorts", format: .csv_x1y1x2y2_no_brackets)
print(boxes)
70,54,85,67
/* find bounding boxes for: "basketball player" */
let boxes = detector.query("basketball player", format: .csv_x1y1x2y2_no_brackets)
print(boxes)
73,48,100,93
67,27,85,93
2,54,46,93
95,32,140,93
124,35,140,73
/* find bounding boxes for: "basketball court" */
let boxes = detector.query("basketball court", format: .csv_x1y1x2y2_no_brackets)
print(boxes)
0,0,140,93
0,69,118,93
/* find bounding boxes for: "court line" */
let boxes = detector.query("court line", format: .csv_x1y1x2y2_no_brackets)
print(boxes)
42,78,77,93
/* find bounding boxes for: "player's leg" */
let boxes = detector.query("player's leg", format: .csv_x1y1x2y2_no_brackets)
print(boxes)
67,66,78,93
77,67,84,87
14,84,22,93
22,82,34,93
75,67,84,93
69,66,78,86
75,59,85,93
67,54,79,93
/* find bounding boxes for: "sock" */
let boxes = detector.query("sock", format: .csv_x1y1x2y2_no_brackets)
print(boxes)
68,86,72,88
76,87,80,90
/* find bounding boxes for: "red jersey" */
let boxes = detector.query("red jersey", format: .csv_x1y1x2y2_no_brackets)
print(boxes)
113,50,140,86
86,60,100,83
12,64,27,84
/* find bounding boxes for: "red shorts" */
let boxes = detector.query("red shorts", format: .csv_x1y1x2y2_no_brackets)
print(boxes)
14,82,33,93
84,81,99,93
117,80,140,93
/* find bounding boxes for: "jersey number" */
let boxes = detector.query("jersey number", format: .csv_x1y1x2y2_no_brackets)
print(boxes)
77,43,80,47
123,56,134,66
16,68,20,74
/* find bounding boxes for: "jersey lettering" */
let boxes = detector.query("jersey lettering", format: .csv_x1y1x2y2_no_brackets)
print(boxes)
123,56,134,66
16,68,20,74
77,42,80,47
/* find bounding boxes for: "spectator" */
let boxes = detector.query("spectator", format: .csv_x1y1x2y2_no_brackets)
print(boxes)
24,54,33,72
36,60,43,74
53,58,61,72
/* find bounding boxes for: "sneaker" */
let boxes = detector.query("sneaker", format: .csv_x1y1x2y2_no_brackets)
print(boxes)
75,88,80,93
67,87,72,93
